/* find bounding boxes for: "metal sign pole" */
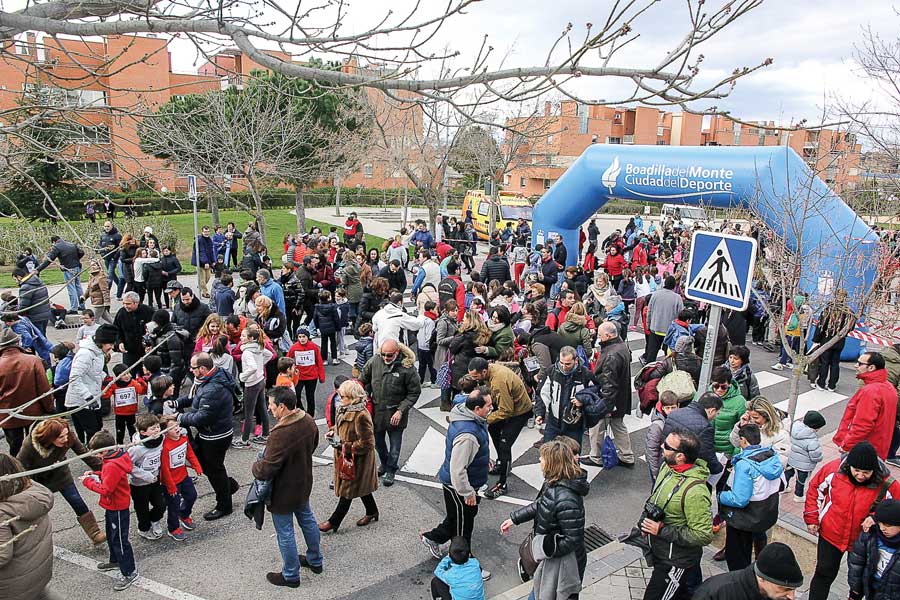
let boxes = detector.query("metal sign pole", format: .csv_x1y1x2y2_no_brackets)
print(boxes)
697,305,722,393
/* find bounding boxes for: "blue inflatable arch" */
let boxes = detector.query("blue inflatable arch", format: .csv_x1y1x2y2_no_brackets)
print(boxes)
532,145,878,301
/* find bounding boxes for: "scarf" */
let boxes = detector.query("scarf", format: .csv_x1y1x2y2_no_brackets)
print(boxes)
487,320,505,332
877,527,900,549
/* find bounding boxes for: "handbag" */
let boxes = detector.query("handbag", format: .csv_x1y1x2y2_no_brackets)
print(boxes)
337,448,356,481
517,530,538,582
657,362,696,403
437,356,453,390
601,426,619,469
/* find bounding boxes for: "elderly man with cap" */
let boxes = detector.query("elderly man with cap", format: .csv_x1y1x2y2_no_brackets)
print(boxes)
165,280,183,311
0,327,53,455
693,542,804,600
66,324,118,444
359,339,421,487
804,441,900,600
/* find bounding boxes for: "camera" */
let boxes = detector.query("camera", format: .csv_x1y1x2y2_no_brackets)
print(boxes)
640,501,666,524
142,332,158,348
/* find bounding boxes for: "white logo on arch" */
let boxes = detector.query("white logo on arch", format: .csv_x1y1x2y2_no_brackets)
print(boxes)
601,156,620,194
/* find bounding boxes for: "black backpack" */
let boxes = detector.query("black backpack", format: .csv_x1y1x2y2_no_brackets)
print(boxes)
438,277,460,310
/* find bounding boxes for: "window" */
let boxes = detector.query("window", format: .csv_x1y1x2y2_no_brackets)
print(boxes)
607,136,622,144
503,174,510,185
577,103,589,134
614,112,621,121
69,161,113,179
732,122,741,145
363,163,373,178
68,124,110,144
591,134,598,144
656,140,668,145
477,202,490,217
22,84,106,107
543,179,552,190
519,176,526,188
15,42,30,56
546,135,554,144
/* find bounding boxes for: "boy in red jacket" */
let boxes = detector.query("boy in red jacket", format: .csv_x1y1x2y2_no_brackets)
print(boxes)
80,430,138,592
287,326,325,416
159,415,203,541
103,363,148,444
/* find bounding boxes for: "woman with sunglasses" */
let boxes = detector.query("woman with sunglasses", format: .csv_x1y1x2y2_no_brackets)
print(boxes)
707,366,748,459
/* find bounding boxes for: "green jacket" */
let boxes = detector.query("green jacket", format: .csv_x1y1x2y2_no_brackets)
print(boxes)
483,325,514,360
647,460,713,568
557,321,593,357
709,382,746,456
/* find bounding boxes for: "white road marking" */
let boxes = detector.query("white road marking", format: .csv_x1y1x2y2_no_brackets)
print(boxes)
755,371,788,389
54,545,210,600
627,331,645,342
774,388,846,417
392,474,532,506
402,427,446,476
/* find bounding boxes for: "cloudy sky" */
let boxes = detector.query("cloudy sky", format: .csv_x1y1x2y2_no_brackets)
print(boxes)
168,0,891,125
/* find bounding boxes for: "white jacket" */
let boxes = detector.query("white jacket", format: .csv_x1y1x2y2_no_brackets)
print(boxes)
239,342,273,386
372,303,426,349
65,338,105,408
420,260,441,289
416,317,437,351
128,431,163,487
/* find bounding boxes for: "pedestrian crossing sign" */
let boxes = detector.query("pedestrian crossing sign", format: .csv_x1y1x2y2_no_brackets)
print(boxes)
685,231,758,310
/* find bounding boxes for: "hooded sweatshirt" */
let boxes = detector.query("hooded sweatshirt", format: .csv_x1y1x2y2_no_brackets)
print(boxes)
239,341,274,387
128,431,163,487
719,445,784,532
82,449,134,510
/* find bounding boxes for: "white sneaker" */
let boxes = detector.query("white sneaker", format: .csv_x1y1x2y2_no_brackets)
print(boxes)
771,363,784,371
151,520,164,537
331,359,340,365
784,362,794,369
810,382,821,390
481,569,492,581
138,528,162,541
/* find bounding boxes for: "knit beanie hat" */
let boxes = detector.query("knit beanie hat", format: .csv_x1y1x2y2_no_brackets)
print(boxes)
803,410,826,430
93,324,118,345
753,542,803,589
847,441,879,472
875,499,900,526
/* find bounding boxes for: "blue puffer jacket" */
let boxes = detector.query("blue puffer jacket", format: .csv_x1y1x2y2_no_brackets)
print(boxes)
177,367,238,441
848,526,900,600
313,302,342,336
787,420,824,473
719,445,784,532
433,556,485,600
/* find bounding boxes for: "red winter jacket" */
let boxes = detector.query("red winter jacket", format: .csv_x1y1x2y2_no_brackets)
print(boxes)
287,340,325,383
832,369,898,458
600,253,627,277
83,450,133,510
160,433,202,495
631,243,649,269
804,457,900,551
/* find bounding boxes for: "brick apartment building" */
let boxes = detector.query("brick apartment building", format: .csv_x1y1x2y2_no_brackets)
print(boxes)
506,100,862,197
0,33,421,194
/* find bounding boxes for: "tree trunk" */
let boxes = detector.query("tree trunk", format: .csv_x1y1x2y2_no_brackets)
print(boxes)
295,184,306,233
334,176,342,217
247,174,267,248
787,365,802,422
402,185,409,229
427,191,439,239
210,192,220,227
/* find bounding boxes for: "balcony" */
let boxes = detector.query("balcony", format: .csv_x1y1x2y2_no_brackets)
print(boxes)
220,75,244,90
803,141,819,150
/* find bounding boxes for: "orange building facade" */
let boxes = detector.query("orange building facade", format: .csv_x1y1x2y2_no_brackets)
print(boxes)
506,101,861,197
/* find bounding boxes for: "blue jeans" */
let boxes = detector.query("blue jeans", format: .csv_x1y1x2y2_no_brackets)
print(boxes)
779,335,801,365
271,504,323,582
105,259,122,298
62,268,85,310
59,482,89,516
375,427,404,474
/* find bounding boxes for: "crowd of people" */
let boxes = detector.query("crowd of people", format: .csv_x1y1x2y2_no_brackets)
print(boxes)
1,209,899,600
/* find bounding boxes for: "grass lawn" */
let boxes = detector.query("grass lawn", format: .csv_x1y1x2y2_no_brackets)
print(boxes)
0,209,386,288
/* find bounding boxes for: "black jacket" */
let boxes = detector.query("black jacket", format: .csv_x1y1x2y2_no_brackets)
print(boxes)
173,297,212,340
152,324,188,382
177,367,238,441
848,527,900,600
540,259,559,293
295,266,317,304
553,242,568,266
510,474,589,578
313,303,341,335
449,331,480,392
142,260,165,289
693,564,765,600
693,323,730,366
17,275,52,325
480,255,511,286
99,227,122,262
37,238,81,271
593,336,632,418
357,291,387,325
257,308,287,342
113,304,155,356
661,402,723,475
378,265,407,294
160,254,181,282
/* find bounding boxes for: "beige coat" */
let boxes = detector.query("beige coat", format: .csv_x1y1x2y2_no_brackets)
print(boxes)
333,403,378,499
84,270,111,308
0,482,54,600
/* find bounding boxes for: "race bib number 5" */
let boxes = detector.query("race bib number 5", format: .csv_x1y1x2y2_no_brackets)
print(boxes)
168,445,187,469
